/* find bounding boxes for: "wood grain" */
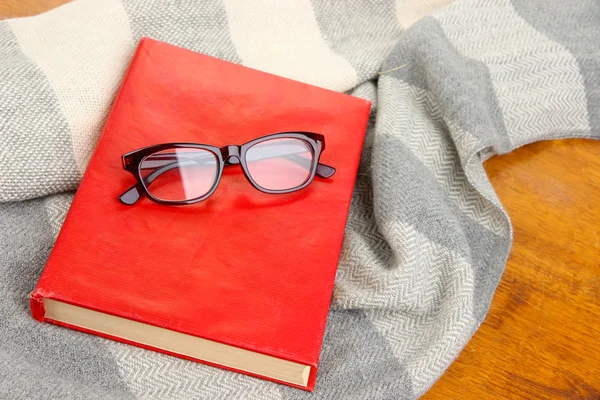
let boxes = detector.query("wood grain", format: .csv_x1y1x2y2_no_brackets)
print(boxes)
425,139,600,399
2,1,599,398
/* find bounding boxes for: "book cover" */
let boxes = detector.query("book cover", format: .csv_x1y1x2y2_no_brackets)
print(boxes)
30,37,371,391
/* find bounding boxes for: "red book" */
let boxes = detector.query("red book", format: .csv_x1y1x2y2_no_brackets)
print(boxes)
30,38,370,391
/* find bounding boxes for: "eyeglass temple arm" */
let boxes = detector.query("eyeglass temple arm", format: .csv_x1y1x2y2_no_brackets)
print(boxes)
118,155,336,205
119,161,184,205
283,154,335,178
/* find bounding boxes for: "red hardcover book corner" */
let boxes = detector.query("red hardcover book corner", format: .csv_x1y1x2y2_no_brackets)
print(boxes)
30,38,370,391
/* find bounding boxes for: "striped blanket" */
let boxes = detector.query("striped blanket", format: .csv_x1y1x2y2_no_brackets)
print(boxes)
1,0,598,398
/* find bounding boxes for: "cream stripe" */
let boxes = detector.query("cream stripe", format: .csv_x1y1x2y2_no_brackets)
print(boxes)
9,0,135,175
396,0,454,29
222,0,358,92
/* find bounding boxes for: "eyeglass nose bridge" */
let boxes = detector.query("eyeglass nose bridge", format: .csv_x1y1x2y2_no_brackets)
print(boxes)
221,145,242,165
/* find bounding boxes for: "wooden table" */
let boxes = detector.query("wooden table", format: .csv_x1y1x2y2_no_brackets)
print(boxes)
427,140,600,399
2,1,599,398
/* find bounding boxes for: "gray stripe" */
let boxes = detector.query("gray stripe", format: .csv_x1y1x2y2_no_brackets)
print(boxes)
383,17,512,154
377,18,516,321
122,0,241,63
282,310,413,400
351,80,378,117
310,0,401,84
512,0,600,137
372,130,510,322
0,195,134,400
461,198,511,322
0,23,80,202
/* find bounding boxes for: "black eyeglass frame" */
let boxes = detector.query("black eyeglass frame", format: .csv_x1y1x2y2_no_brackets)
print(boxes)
119,131,336,205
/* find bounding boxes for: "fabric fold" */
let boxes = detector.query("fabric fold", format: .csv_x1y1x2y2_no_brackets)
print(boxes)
0,0,598,398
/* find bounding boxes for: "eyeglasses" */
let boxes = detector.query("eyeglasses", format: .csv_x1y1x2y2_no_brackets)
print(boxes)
118,132,336,205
